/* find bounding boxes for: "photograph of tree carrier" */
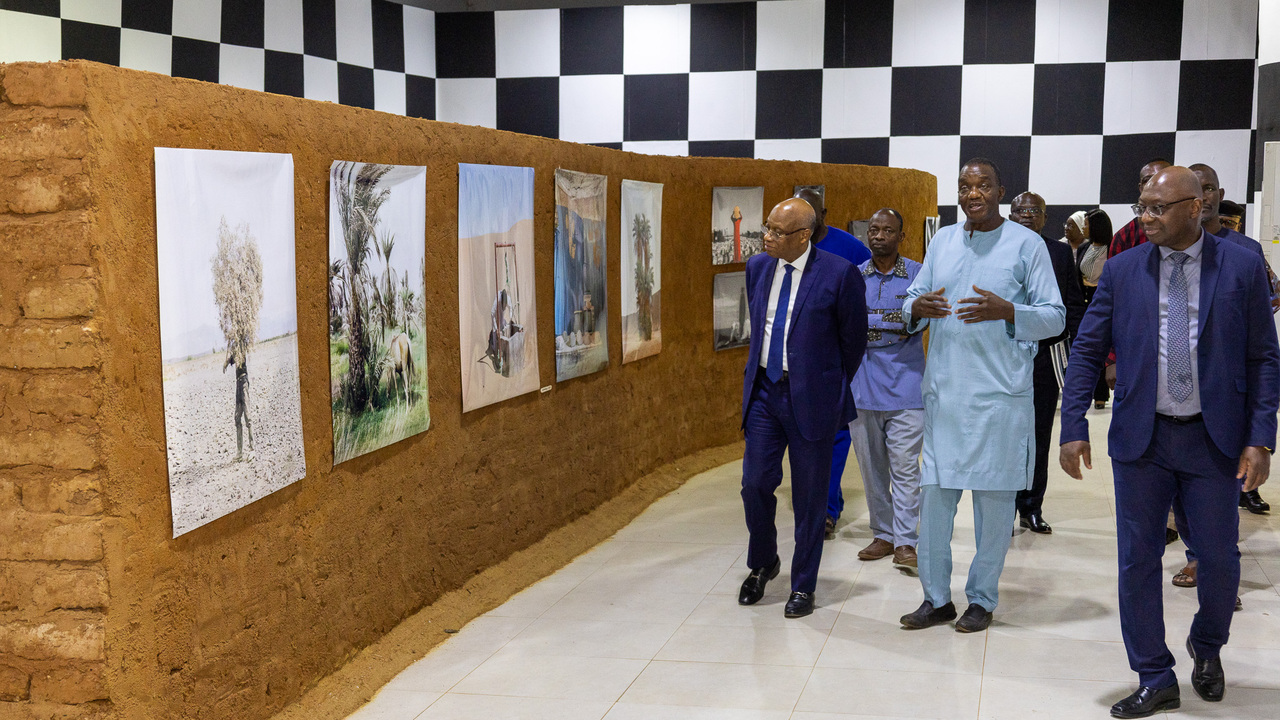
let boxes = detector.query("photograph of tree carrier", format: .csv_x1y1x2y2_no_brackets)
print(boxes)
154,148,306,537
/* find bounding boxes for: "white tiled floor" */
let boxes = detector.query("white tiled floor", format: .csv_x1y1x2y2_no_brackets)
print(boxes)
348,408,1280,719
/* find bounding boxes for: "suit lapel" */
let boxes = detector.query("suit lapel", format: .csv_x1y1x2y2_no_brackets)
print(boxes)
1144,244,1160,355
1199,231,1220,326
750,259,772,344
789,246,821,323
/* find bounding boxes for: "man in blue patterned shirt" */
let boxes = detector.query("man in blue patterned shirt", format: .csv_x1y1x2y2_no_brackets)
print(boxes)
849,208,926,568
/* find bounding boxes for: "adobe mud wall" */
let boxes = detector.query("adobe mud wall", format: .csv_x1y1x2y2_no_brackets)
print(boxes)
0,61,934,720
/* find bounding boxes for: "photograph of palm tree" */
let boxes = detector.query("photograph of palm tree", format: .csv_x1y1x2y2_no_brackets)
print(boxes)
620,179,662,364
328,162,430,465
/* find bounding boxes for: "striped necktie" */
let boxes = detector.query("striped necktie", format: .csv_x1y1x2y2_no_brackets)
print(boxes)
1167,251,1192,403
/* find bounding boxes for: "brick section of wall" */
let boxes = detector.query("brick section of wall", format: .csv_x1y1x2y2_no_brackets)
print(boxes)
0,63,110,718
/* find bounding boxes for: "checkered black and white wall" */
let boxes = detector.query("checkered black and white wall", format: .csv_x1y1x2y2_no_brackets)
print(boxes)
0,0,439,117
0,0,1267,235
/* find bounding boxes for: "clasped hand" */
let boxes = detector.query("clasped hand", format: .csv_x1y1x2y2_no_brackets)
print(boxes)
911,285,1014,323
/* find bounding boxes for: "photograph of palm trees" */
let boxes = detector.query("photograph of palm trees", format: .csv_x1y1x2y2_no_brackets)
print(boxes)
554,169,609,381
154,148,305,537
458,163,540,412
328,162,430,465
620,179,662,364
712,186,764,265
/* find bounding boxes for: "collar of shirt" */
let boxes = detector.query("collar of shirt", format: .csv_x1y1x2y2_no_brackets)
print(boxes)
1156,232,1205,262
776,240,813,275
862,255,908,278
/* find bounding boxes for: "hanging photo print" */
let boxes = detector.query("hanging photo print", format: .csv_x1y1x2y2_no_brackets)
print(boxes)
458,163,541,412
154,148,305,537
620,179,663,363
554,169,610,381
328,161,430,465
712,186,764,265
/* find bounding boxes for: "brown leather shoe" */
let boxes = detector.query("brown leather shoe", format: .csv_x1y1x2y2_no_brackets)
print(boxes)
858,538,894,561
893,545,918,568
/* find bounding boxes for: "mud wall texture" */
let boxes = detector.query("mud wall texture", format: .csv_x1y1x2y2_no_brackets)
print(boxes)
0,63,110,719
0,61,935,720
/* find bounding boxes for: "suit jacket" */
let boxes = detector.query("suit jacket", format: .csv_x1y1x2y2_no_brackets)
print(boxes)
1061,231,1280,462
1040,233,1086,354
741,246,869,441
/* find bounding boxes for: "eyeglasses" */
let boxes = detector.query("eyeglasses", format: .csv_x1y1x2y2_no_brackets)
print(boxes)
1011,208,1043,217
1131,197,1196,218
762,225,807,238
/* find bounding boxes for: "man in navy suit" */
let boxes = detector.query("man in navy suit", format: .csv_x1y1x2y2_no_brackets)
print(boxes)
737,197,868,619
1060,167,1280,718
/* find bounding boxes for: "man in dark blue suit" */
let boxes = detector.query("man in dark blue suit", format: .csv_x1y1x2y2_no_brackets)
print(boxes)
1060,167,1280,718
737,197,868,619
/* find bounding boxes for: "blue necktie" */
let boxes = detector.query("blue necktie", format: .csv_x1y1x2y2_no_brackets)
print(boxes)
1167,252,1192,402
766,265,794,382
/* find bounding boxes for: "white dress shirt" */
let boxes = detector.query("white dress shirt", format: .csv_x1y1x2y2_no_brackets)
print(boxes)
759,242,812,373
1156,235,1203,416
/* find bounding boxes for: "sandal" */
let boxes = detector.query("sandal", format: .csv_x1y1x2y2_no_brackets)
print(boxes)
1172,564,1197,588
1094,401,1107,409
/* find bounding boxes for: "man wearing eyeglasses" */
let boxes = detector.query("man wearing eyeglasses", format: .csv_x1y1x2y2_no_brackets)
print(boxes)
1060,166,1280,718
737,198,868,619
898,159,1065,633
1007,192,1086,536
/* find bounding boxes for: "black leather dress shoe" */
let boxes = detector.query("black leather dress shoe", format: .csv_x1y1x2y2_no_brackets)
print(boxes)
1020,513,1052,534
899,600,957,629
954,603,993,633
1187,637,1225,702
784,591,814,618
1165,527,1180,545
738,556,780,606
1110,684,1179,718
1240,490,1270,514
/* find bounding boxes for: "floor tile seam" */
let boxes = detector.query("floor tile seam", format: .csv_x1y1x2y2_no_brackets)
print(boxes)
421,638,510,699
812,662,986,677
787,658,822,718
973,629,991,720
407,688,445,720
606,656,657,709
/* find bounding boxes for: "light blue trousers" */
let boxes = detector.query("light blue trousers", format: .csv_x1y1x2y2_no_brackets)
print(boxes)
849,409,924,547
918,485,1017,612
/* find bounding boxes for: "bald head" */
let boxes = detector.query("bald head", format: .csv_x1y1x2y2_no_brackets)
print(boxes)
764,198,816,262
1138,166,1203,250
1151,166,1202,199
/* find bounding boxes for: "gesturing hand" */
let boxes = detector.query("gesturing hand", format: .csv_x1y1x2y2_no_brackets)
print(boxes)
1059,441,1092,480
957,285,1015,324
1238,446,1271,492
912,287,951,319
